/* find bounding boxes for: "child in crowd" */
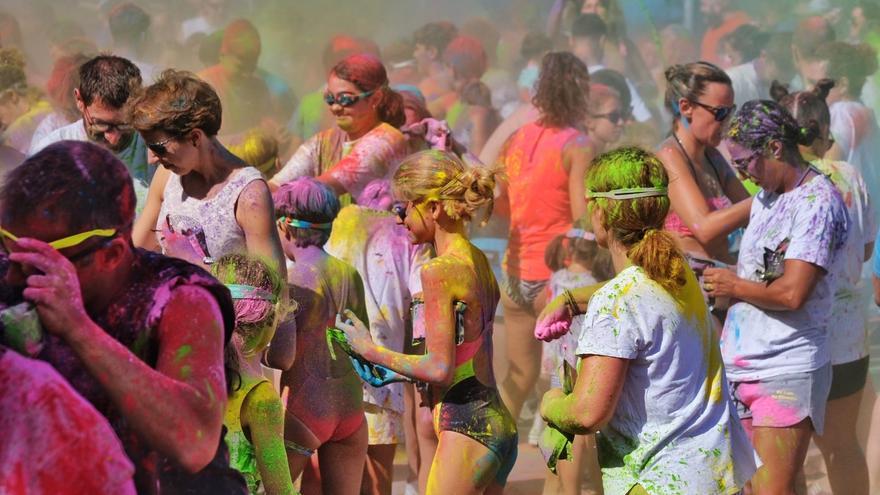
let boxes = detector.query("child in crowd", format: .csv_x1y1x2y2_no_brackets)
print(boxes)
266,177,370,494
214,254,296,495
536,219,611,495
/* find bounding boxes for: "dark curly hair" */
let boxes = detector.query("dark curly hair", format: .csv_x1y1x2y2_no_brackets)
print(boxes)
533,51,590,128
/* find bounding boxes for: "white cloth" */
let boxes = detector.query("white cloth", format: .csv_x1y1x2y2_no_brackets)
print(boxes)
157,167,263,260
27,119,151,184
274,123,407,200
829,100,880,224
726,61,763,108
324,205,430,414
722,175,849,381
576,266,755,495
28,112,72,151
813,159,875,363
588,64,651,122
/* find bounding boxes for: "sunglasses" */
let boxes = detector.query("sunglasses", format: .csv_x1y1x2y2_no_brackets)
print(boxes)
147,136,175,157
392,203,407,222
731,149,763,180
690,100,737,122
0,227,118,263
591,110,627,125
324,89,375,108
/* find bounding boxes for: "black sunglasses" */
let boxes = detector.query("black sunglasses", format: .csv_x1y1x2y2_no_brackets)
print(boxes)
690,100,737,122
591,110,627,125
147,137,174,157
324,89,375,108
392,203,407,222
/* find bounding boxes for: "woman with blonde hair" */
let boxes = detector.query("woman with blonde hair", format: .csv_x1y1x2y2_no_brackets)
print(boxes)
337,150,517,494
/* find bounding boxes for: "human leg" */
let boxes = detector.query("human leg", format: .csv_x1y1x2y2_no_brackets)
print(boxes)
499,280,548,419
319,419,369,495
750,420,814,495
361,403,403,495
426,430,504,495
814,358,869,495
415,402,438,494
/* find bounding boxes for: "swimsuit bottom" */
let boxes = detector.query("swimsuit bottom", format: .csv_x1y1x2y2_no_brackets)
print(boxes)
433,376,519,484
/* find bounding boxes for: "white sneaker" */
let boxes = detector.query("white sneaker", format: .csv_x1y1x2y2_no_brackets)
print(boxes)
528,413,545,446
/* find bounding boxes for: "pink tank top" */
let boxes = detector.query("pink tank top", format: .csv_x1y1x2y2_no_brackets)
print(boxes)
664,196,733,237
502,122,586,281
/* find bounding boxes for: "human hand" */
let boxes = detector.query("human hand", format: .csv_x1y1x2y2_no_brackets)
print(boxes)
350,357,408,387
703,267,739,298
8,238,92,339
535,295,572,342
336,310,373,355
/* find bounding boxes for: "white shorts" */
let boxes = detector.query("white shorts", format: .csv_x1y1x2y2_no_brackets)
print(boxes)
365,402,404,445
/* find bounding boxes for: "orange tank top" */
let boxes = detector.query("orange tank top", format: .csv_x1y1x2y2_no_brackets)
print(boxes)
501,122,586,281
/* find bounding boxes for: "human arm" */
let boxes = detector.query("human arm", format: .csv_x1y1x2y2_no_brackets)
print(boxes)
266,312,297,371
704,259,824,311
540,354,629,435
465,106,494,157
657,144,752,246
132,165,170,252
242,382,295,495
565,136,593,221
236,179,288,282
12,238,229,472
268,136,320,191
545,0,569,39
534,282,607,341
337,258,460,387
317,126,405,196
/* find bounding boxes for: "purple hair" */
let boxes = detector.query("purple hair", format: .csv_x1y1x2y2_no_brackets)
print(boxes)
727,99,813,152
272,177,340,247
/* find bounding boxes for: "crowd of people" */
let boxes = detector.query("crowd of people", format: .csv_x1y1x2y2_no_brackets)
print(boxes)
2,0,880,494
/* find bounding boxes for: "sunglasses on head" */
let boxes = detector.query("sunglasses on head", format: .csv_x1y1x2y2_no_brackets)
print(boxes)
324,89,375,108
690,100,737,122
591,110,627,125
147,137,175,157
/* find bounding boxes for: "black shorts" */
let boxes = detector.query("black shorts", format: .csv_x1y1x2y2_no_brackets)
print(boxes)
828,356,869,401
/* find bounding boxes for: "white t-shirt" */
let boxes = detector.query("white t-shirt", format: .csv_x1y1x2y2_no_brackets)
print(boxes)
721,175,849,381
726,61,764,108
577,266,755,495
830,100,880,223
324,205,431,413
813,159,875,363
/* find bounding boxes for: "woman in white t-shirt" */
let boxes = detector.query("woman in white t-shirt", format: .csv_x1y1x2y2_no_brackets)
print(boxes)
269,54,408,200
772,79,874,495
540,147,755,495
704,100,849,494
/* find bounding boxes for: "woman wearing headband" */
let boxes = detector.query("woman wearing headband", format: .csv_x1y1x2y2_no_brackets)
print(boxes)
540,147,754,494
336,150,518,493
269,54,408,200
130,70,286,278
703,100,849,494
658,62,752,264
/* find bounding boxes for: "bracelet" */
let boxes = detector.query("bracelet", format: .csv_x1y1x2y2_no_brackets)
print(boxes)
562,289,580,316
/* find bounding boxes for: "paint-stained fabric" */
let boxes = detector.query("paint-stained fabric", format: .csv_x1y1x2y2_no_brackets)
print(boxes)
499,122,585,281
1,99,52,154
576,265,755,495
325,205,430,418
224,375,271,494
722,175,848,381
542,269,597,377
811,158,875,364
35,249,245,495
274,122,407,200
0,347,136,495
158,166,263,261
830,100,880,224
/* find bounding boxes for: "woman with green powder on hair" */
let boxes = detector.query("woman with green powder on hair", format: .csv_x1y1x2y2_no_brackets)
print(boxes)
539,147,755,495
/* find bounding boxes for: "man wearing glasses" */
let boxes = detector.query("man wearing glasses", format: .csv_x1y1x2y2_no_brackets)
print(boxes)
27,55,152,186
0,141,246,493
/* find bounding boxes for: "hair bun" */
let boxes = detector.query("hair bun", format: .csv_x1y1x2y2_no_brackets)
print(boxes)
797,120,821,146
812,78,835,101
769,80,790,102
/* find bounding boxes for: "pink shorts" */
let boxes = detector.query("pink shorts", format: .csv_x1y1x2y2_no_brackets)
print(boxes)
729,363,831,435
